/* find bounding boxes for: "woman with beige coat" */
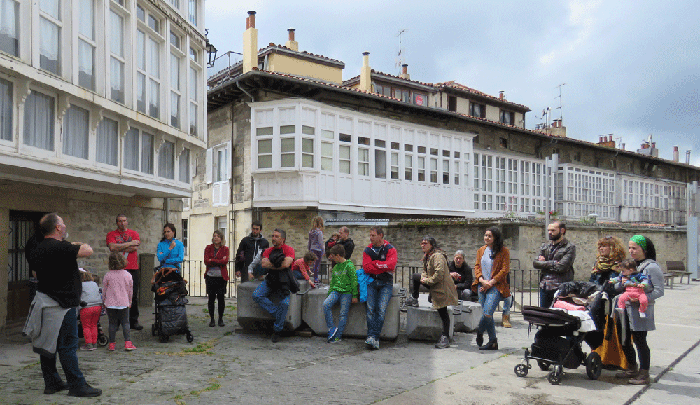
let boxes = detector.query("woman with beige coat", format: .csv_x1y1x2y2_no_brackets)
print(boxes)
420,236,458,349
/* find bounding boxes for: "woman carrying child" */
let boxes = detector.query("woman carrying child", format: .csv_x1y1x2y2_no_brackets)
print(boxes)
614,235,664,385
291,252,317,288
79,270,102,351
103,252,136,351
610,259,651,317
420,236,458,349
323,244,358,343
204,230,230,327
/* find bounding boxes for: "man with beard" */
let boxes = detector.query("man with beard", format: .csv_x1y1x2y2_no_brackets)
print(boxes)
533,221,576,309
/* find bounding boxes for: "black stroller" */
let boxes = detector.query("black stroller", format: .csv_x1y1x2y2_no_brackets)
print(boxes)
514,282,609,385
151,268,194,343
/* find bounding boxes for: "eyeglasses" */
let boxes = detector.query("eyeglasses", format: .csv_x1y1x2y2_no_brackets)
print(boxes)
420,241,428,245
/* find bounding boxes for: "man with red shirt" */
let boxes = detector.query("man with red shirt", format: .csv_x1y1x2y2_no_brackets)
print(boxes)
106,214,142,330
252,228,295,343
362,226,397,350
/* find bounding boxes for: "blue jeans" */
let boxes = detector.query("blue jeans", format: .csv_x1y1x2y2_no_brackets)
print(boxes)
540,288,556,308
478,288,502,342
40,307,86,390
502,295,512,316
252,281,290,332
323,291,352,338
366,279,393,339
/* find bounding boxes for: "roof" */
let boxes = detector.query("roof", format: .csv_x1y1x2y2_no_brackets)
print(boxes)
343,70,437,92
258,44,345,68
436,81,530,112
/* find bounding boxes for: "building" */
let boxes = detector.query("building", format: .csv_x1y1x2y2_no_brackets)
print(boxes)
185,11,700,274
0,0,207,328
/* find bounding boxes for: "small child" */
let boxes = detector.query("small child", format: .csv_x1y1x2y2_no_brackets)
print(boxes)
291,252,317,288
323,244,358,343
325,233,340,258
79,269,103,351
102,252,136,351
610,259,651,317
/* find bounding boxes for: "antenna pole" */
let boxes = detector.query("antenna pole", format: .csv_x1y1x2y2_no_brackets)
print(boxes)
556,83,566,122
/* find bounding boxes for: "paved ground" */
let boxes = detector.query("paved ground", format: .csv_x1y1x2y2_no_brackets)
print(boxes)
1,281,698,405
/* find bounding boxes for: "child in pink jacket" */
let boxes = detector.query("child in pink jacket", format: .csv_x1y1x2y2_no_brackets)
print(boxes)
102,252,135,351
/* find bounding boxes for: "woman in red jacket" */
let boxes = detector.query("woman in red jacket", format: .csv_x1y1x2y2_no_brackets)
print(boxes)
204,230,230,327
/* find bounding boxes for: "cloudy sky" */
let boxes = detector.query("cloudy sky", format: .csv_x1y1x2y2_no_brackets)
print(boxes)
204,0,700,163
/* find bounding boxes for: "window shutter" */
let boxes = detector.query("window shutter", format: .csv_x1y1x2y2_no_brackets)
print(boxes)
221,180,230,205
212,182,221,205
205,148,212,184
226,142,232,180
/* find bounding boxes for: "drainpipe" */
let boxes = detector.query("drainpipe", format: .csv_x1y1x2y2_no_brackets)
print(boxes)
164,198,170,224
236,80,255,102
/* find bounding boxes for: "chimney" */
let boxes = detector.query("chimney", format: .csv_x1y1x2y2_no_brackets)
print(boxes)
621,143,625,150
243,11,258,73
499,91,505,100
285,28,298,51
686,150,691,164
400,64,410,80
599,136,603,143
673,146,679,162
359,52,372,92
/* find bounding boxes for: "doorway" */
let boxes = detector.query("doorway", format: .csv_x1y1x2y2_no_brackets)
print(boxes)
6,210,44,322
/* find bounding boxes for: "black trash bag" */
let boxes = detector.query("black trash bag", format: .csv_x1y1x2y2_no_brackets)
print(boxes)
158,297,188,336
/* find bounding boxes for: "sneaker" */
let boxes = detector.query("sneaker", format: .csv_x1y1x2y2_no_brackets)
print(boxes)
327,327,338,343
435,335,450,349
329,337,342,343
68,383,102,397
371,338,380,350
365,336,374,348
108,343,115,351
405,296,419,308
88,344,96,351
639,312,646,318
271,333,280,343
80,344,92,351
124,341,137,351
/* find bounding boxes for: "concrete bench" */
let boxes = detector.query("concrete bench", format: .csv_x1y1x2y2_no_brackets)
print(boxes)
236,280,310,332
302,284,401,340
410,294,482,335
406,306,454,341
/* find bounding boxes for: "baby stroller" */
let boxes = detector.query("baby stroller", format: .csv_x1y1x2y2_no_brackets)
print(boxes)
514,282,609,385
77,302,108,347
151,268,194,343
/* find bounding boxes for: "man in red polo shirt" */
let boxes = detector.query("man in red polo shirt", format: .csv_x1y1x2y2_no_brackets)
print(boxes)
106,214,142,330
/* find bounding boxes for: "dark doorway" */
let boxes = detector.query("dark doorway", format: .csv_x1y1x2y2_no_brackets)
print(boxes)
6,210,45,322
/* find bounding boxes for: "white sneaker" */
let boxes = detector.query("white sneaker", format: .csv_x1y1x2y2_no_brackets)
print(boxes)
639,312,646,318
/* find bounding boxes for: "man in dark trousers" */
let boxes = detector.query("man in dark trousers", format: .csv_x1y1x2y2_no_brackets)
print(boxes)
533,220,576,309
236,221,269,282
25,213,101,397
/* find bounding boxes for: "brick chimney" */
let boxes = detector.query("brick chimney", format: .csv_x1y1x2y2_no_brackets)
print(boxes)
673,146,679,162
686,150,691,164
285,28,298,51
499,91,505,100
359,52,372,92
243,11,258,73
400,64,410,80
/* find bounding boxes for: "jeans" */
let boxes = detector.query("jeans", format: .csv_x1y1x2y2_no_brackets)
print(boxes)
478,288,502,342
539,288,556,308
366,278,393,339
107,308,130,343
252,281,290,332
323,291,352,338
502,295,512,316
40,307,86,390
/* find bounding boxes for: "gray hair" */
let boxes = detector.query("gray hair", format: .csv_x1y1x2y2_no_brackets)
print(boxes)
274,228,286,240
454,250,465,259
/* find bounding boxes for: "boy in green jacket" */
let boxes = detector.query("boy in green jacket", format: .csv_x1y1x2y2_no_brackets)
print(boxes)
323,244,359,343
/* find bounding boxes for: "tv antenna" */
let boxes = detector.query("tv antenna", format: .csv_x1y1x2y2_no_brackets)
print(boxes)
555,83,566,121
395,29,407,70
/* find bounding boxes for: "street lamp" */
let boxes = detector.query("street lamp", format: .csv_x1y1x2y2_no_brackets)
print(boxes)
205,30,217,68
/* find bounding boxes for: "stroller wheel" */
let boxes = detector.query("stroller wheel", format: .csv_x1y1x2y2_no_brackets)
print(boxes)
537,360,551,371
151,324,157,337
585,352,602,380
159,334,169,343
97,334,108,347
186,333,194,343
548,365,563,385
514,364,528,377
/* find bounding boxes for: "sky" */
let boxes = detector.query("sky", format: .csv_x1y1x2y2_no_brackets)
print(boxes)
204,0,700,164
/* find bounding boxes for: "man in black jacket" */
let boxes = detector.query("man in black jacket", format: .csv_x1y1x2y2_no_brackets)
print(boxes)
236,221,269,282
533,221,576,309
337,227,355,259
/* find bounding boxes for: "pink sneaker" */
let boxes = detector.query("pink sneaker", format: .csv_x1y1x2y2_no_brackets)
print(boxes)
108,343,115,351
80,344,91,351
124,341,137,351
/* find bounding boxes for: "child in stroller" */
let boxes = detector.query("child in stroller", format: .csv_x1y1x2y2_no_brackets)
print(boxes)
151,267,193,343
78,270,107,349
515,281,610,385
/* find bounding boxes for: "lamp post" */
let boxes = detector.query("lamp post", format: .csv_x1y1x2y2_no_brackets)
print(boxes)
205,30,217,68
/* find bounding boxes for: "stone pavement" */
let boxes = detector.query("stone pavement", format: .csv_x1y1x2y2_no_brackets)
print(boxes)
1,282,698,405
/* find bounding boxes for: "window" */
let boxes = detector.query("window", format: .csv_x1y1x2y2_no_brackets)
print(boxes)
124,128,139,171
301,125,314,168
257,139,272,168
214,146,228,182
430,157,438,183
417,156,425,181
499,137,508,148
448,96,456,112
470,102,485,118
321,129,333,171
442,159,449,184
0,78,12,141
280,138,295,167
109,9,125,103
358,148,369,176
179,148,190,183
181,218,188,255
404,154,413,180
168,0,180,9
170,38,182,128
390,152,399,179
141,131,154,174
339,145,350,174
77,0,95,90
374,139,386,179
188,0,198,26
216,216,226,236
210,144,230,206
39,0,62,75
500,110,514,125
62,105,89,159
137,9,162,119
189,65,199,135
96,118,118,166
0,0,19,56
158,140,175,179
24,91,55,151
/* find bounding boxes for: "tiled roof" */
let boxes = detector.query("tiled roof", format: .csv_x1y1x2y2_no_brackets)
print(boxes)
436,81,530,111
259,44,345,67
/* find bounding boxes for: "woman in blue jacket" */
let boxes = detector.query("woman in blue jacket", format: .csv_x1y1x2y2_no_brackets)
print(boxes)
157,223,184,274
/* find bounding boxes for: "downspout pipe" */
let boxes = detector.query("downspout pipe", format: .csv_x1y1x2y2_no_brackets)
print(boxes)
237,80,255,102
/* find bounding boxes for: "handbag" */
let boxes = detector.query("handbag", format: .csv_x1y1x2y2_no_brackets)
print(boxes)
287,268,300,294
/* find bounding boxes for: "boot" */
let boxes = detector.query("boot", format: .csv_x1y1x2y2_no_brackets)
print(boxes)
502,314,512,328
615,364,639,379
628,369,650,385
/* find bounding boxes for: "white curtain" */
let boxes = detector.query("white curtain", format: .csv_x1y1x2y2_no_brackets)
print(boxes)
149,79,159,118
171,53,180,90
141,132,154,174
0,0,19,56
0,78,11,141
171,92,179,127
23,91,54,151
110,57,124,103
148,37,159,77
79,0,93,39
78,39,94,89
158,140,174,179
40,0,60,19
188,0,197,25
62,105,89,159
96,118,118,166
39,17,60,74
179,148,190,183
123,128,139,170
110,11,123,57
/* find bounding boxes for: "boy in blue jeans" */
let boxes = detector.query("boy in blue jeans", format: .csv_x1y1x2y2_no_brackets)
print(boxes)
323,245,359,343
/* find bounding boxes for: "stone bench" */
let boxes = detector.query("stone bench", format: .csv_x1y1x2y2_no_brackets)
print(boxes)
411,294,482,334
302,284,401,340
406,306,454,341
236,280,310,332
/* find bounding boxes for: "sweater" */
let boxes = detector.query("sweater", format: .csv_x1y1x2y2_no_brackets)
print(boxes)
291,258,311,281
472,245,511,298
23,292,69,357
157,238,185,270
308,228,324,252
80,281,103,307
328,260,359,298
204,244,230,281
102,269,133,308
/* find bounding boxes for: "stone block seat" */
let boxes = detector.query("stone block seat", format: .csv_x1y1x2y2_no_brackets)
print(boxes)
411,294,482,335
236,280,310,332
302,284,401,340
406,305,454,341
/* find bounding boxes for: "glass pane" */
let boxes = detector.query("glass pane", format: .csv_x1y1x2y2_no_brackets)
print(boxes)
339,161,350,174
149,79,159,118
79,0,94,40
23,91,55,151
0,78,13,141
148,14,158,32
302,155,313,168
0,0,19,56
280,138,295,153
170,31,180,48
158,141,175,179
170,92,179,127
258,155,272,169
110,11,124,57
375,149,386,179
137,5,145,21
96,118,118,166
40,0,60,20
188,0,197,25
321,129,334,139
39,18,60,74
137,30,145,70
78,40,94,90
179,148,190,183
256,127,272,136
321,142,332,157
170,54,180,89
189,67,197,99
110,58,124,103
302,138,313,153
62,105,89,159
123,128,139,170
137,73,146,113
141,132,154,174
302,125,314,135
321,157,332,171
189,47,198,62
148,37,159,77
258,139,271,154
280,125,295,134
189,102,197,135
339,145,350,159
281,154,294,167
